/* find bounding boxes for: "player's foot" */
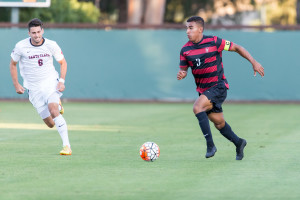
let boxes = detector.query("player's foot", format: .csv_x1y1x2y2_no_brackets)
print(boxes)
205,145,217,158
236,139,247,160
60,145,72,155
59,100,64,115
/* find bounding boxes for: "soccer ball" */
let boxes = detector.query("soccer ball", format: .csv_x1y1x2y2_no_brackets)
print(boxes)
140,142,160,162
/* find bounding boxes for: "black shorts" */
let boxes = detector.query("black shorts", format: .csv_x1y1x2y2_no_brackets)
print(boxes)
199,82,227,114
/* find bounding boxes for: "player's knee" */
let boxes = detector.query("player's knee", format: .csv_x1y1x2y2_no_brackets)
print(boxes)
48,102,60,118
46,122,55,128
193,105,209,114
49,107,60,119
48,124,55,128
193,106,199,114
50,111,59,119
214,121,225,130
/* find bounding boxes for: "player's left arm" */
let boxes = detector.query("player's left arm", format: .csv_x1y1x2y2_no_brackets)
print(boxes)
229,43,264,77
57,58,67,92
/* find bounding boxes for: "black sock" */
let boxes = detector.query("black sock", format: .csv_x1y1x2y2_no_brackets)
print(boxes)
219,122,240,146
195,112,214,147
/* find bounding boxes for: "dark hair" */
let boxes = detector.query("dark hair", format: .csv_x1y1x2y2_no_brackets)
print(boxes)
187,16,204,29
28,18,43,31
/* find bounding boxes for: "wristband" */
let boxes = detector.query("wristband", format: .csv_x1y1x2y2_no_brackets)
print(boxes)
59,78,65,84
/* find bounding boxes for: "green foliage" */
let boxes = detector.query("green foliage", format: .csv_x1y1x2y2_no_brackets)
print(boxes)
266,0,296,25
0,8,11,22
165,0,214,23
19,0,100,23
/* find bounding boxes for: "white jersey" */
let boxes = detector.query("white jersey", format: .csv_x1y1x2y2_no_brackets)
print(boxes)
11,37,64,90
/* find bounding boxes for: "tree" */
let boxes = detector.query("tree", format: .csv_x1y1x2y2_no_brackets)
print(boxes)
117,0,127,23
164,0,214,23
19,0,100,23
265,0,296,25
127,0,143,24
127,0,166,25
144,0,166,24
297,0,300,24
0,8,10,22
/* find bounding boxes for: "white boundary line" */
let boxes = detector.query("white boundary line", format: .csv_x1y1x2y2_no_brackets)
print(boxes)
0,123,120,132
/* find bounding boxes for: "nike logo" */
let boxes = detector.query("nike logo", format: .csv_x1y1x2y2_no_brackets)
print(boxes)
184,51,191,56
58,124,65,128
204,134,208,137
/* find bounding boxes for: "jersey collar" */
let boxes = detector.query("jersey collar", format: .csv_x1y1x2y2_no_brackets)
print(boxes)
192,35,205,45
29,37,45,47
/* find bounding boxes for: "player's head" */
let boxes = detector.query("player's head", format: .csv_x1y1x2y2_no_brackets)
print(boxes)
28,18,43,31
186,16,204,43
28,18,44,45
187,16,204,29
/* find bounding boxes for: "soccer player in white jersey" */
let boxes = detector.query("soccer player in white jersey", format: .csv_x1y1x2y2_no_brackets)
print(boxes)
9,18,72,155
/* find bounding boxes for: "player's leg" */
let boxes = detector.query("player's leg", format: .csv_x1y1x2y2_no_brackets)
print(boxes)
28,89,55,128
193,95,217,158
48,92,71,155
208,112,238,142
208,112,247,160
41,110,55,128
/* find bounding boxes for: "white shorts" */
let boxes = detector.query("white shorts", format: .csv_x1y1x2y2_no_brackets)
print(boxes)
28,79,62,119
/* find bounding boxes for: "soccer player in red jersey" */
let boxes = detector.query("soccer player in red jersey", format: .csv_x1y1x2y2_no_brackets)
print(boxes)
177,16,264,160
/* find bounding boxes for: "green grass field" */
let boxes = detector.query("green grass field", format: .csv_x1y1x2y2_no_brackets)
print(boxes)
1,101,300,200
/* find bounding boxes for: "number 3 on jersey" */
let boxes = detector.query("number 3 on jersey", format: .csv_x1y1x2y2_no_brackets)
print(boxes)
195,58,201,67
38,59,43,66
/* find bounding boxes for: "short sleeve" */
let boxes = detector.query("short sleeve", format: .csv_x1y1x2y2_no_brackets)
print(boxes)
179,49,188,68
51,42,64,61
11,44,21,62
214,36,233,52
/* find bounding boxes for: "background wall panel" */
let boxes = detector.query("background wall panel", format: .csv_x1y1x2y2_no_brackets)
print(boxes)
0,28,298,101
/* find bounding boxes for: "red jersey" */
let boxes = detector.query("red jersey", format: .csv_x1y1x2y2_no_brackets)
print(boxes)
180,35,232,93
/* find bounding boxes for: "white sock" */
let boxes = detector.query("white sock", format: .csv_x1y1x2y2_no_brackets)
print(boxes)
53,114,70,147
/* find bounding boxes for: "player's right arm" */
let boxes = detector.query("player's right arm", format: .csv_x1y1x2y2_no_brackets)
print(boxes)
177,67,188,80
178,48,188,80
9,59,25,94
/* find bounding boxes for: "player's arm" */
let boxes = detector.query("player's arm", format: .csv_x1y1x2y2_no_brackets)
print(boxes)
9,59,25,94
178,48,188,80
56,58,67,92
229,43,264,77
177,67,188,80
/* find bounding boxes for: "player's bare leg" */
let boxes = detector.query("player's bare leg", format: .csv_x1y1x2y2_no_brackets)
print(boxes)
48,102,60,119
193,95,217,158
193,95,213,114
207,112,225,129
208,112,247,160
43,116,55,128
48,94,71,155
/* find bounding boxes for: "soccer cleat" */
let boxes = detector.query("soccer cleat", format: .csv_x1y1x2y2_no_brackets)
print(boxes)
205,145,217,158
60,145,72,155
59,100,64,115
236,139,247,160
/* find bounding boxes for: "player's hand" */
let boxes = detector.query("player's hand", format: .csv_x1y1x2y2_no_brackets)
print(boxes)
253,61,264,77
15,83,25,94
57,82,65,92
177,70,187,80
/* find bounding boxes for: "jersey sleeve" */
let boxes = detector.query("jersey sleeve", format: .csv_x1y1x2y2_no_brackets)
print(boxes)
51,42,64,61
214,36,233,52
179,48,188,68
11,44,22,62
